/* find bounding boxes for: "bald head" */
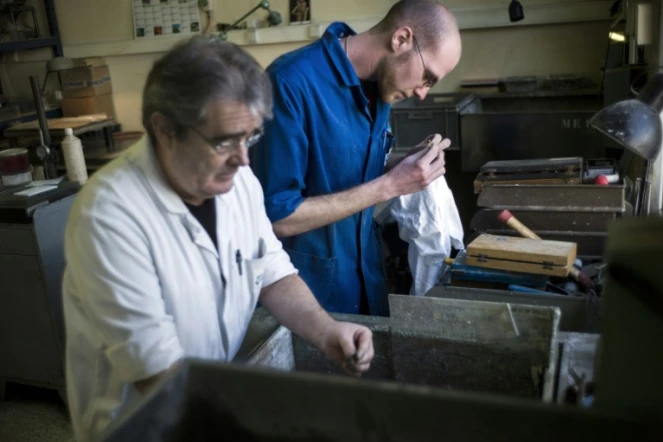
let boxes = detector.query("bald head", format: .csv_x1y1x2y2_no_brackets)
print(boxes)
374,0,459,52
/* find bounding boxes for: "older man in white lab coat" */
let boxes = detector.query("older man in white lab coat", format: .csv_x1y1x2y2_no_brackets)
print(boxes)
62,36,374,442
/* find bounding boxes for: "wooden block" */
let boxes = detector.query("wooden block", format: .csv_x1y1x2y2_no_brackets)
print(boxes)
466,234,576,277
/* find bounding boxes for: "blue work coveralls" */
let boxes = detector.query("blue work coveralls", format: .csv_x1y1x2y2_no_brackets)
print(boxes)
251,22,394,316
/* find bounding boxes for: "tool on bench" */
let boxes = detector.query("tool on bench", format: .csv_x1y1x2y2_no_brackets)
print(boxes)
498,210,594,289
444,250,549,288
473,157,583,194
345,352,360,365
508,284,550,295
342,350,364,376
465,234,576,277
508,282,575,296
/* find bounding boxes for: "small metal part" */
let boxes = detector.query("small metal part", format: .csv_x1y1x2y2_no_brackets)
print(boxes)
506,303,520,336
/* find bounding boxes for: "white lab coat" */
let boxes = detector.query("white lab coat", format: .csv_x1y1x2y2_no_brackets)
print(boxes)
62,137,296,442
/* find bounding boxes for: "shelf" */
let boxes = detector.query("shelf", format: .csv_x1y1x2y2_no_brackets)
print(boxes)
0,37,59,54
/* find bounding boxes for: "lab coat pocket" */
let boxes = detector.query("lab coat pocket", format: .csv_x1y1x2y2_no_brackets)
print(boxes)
286,248,336,307
245,255,267,296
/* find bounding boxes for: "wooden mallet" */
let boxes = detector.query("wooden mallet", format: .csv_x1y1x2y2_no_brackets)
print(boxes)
497,210,594,289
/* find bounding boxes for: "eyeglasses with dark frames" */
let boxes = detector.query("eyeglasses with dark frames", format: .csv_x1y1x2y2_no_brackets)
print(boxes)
188,126,264,154
412,35,435,89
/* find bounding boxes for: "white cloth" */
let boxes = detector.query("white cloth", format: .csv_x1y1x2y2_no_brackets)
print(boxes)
62,137,296,441
390,176,464,297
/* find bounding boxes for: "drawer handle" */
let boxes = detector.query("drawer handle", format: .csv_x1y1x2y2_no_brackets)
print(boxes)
408,111,433,120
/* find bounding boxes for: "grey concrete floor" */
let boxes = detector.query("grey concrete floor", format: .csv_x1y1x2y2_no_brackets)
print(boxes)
0,383,73,442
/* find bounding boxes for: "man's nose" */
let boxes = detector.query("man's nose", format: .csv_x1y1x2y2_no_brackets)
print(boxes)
414,87,429,100
232,144,250,167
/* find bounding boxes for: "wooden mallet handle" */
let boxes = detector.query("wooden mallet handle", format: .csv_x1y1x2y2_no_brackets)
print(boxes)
498,210,540,240
497,210,594,289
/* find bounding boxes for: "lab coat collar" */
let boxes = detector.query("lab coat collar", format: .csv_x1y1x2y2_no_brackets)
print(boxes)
322,22,360,88
126,136,189,215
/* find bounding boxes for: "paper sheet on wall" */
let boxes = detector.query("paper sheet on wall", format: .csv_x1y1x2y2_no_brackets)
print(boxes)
132,0,202,39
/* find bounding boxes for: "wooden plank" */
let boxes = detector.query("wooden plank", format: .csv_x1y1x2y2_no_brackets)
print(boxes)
466,234,576,277
7,114,108,131
4,119,115,139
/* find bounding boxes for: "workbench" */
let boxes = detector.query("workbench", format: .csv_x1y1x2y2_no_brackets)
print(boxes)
101,304,661,442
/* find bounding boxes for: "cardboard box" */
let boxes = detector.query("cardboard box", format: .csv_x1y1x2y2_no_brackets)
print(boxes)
60,65,112,99
61,93,116,119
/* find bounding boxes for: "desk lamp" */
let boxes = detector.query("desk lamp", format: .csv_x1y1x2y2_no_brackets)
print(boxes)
590,73,663,215
218,1,282,41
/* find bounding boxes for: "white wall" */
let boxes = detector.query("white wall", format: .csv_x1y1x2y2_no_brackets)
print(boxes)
1,0,611,132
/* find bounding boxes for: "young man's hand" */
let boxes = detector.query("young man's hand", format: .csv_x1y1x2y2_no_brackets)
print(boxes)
383,133,450,198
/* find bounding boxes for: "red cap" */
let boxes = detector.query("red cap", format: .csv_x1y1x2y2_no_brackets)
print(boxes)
594,175,610,186
498,210,513,223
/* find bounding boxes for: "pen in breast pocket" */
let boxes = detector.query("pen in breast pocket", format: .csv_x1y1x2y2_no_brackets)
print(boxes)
236,250,243,276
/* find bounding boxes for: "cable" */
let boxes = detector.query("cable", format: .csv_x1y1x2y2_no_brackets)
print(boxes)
203,10,212,35
198,0,213,35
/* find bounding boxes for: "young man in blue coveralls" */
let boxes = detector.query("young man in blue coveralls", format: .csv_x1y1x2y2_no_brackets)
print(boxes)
251,0,462,316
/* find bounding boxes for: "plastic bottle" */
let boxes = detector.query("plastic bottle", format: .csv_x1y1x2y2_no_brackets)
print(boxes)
61,128,88,185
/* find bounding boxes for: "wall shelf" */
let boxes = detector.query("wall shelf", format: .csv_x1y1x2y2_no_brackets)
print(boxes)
62,0,615,59
0,36,59,53
0,0,62,57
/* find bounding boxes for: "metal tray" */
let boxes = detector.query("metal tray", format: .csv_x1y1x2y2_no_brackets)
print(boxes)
477,184,625,212
426,285,600,333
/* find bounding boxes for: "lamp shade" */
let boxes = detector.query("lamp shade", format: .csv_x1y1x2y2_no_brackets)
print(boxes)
590,73,663,161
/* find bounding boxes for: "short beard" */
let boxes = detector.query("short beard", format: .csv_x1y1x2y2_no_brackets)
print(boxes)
376,50,415,103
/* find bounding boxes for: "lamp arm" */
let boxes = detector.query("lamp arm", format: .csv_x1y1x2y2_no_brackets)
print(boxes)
228,1,270,30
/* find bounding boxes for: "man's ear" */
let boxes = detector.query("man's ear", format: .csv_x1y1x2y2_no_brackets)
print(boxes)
391,26,414,53
151,112,175,140
150,112,180,152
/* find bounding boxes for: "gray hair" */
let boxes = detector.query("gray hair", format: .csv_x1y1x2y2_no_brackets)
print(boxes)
373,0,458,51
142,36,272,142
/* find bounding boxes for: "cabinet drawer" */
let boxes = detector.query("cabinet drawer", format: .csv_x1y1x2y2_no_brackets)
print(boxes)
0,228,37,256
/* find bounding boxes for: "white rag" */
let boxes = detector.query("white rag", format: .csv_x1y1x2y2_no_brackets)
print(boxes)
390,176,464,296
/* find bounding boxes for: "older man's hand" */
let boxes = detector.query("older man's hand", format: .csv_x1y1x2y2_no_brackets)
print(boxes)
319,322,374,377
